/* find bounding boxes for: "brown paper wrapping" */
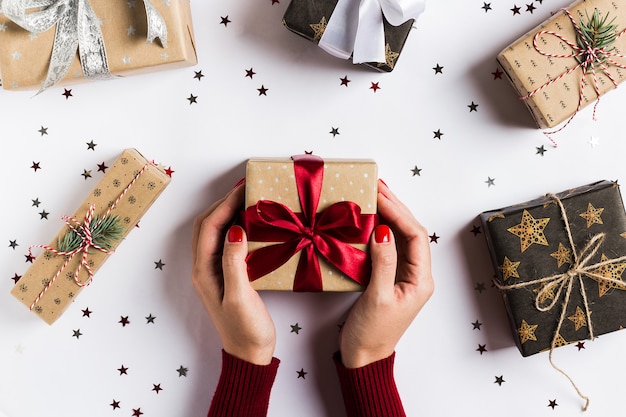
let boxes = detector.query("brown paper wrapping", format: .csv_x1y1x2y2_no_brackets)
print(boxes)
245,157,378,291
11,149,171,324
0,0,197,90
497,0,626,128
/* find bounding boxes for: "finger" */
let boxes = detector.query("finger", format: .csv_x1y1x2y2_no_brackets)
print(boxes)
194,184,245,267
367,224,397,295
222,225,252,297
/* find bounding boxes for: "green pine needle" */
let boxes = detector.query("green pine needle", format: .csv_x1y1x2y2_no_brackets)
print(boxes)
576,9,619,70
57,214,124,253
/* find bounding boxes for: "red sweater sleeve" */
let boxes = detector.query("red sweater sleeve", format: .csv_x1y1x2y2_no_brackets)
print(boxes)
207,350,280,417
333,351,406,417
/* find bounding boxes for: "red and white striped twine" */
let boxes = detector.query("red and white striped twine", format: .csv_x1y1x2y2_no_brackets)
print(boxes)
520,8,626,147
28,161,153,311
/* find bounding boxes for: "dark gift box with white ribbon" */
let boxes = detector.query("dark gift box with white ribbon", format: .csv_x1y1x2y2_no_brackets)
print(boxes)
282,0,424,72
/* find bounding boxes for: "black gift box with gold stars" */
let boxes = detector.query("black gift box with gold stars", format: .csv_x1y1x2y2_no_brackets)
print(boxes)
282,0,414,72
480,180,626,356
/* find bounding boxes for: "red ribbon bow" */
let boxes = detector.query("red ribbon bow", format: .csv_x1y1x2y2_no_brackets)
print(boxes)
243,154,378,292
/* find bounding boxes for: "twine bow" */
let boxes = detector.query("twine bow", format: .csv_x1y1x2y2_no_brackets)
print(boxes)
0,0,168,92
521,8,626,147
318,0,425,64
495,194,626,411
28,161,152,311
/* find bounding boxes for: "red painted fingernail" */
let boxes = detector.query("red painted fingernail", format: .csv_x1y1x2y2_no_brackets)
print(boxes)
233,178,246,189
374,224,391,244
228,226,244,243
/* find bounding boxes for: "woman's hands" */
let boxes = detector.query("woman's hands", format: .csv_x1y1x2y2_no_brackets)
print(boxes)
191,183,276,365
339,180,434,368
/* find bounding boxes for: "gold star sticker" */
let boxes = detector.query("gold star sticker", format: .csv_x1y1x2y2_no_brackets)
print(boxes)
550,242,573,268
498,256,521,281
518,319,538,344
507,210,550,252
590,253,626,297
378,43,400,69
579,202,604,228
310,16,327,41
568,306,588,331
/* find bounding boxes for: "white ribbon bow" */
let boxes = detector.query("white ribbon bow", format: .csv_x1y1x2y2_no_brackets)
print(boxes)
318,0,425,64
0,0,167,92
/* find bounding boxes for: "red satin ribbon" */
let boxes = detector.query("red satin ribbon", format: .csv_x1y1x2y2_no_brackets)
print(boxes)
243,154,378,292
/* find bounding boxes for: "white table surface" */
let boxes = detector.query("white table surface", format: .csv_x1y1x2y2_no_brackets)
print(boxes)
2,0,626,416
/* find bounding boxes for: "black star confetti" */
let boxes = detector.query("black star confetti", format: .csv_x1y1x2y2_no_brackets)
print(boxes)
245,68,256,79
31,162,41,172
526,3,536,13
177,365,188,377
548,399,558,409
82,307,92,317
536,145,547,156
470,225,481,236
474,282,486,293
39,210,49,220
193,70,204,81
494,375,505,385
511,4,521,15
154,259,165,270
117,365,128,375
481,2,492,12
119,316,130,327
62,88,72,99
9,240,18,249
468,101,479,112
11,273,21,284
146,314,156,324
340,75,350,86
152,383,163,394
370,82,380,92
110,400,121,410
472,320,483,330
576,341,586,350
433,64,443,74
38,126,48,136
429,233,439,243
492,68,503,79
297,368,307,379
72,329,82,339
290,323,302,334
32,198,41,207
411,166,422,176
220,16,231,26
81,169,92,180
187,94,198,104
25,253,35,263
132,408,143,417
476,344,487,355
433,129,443,140
97,162,108,173
329,127,340,137
485,177,495,187
257,85,268,96
86,140,97,150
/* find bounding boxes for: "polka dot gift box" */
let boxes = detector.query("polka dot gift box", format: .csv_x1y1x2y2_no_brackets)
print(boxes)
243,154,378,292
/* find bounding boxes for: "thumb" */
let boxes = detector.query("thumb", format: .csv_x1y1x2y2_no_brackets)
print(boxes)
222,225,252,295
367,224,397,294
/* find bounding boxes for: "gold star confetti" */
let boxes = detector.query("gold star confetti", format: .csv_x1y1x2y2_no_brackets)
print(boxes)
579,202,604,228
568,306,588,331
550,242,573,268
507,210,550,252
310,17,327,41
518,319,538,344
590,254,626,297
498,256,521,281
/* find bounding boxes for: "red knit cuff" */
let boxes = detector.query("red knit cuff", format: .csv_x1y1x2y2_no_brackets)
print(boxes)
207,350,280,417
333,351,406,417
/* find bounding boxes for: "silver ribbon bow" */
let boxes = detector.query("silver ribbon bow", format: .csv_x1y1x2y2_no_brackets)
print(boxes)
318,0,425,64
0,0,168,91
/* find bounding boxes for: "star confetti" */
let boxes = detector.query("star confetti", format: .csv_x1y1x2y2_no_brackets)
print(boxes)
472,320,483,330
146,314,156,324
429,233,440,243
38,126,48,136
548,399,558,409
494,375,505,386
411,166,422,176
257,85,268,96
433,64,443,74
110,400,121,410
118,365,129,375
470,225,481,236
62,88,72,99
39,210,49,220
485,177,495,187
12,273,21,284
245,68,256,79
72,329,82,339
576,341,586,350
340,75,350,86
193,70,204,81
476,344,487,354
536,145,547,156
9,240,18,249
86,140,97,150
177,365,188,377
152,383,163,394
154,259,165,270
492,68,503,79
468,101,479,112
119,316,130,327
81,169,92,180
132,408,143,416
25,253,35,263
433,129,443,140
474,282,486,293
511,5,521,14
297,368,308,379
187,94,198,104
31,198,41,207
329,127,340,137
164,167,174,177
31,161,41,172
290,323,302,334
97,162,108,173
370,82,380,92
481,2,492,12
526,3,536,13
82,308,92,317
220,16,231,26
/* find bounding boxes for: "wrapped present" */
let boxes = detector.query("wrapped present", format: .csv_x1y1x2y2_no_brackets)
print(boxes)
11,149,171,324
242,154,378,291
480,180,626,357
282,0,425,72
497,0,626,129
0,0,197,91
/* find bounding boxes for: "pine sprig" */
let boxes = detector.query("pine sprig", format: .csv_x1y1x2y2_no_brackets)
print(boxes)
57,214,124,253
577,9,619,70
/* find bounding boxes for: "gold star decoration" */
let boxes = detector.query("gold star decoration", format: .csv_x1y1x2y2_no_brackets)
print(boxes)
310,16,327,41
621,232,626,239
533,282,557,304
498,256,521,281
377,43,400,69
507,209,550,252
590,254,626,297
552,333,568,348
568,306,588,331
579,202,604,228
550,242,573,268
518,319,538,344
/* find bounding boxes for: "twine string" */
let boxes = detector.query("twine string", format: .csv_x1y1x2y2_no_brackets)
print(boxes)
494,194,626,411
27,162,153,311
520,8,626,147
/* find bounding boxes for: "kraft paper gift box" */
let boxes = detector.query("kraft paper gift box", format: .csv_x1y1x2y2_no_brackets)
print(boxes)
497,0,626,129
11,148,171,324
480,180,626,356
0,0,197,90
242,154,378,292
282,0,420,72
